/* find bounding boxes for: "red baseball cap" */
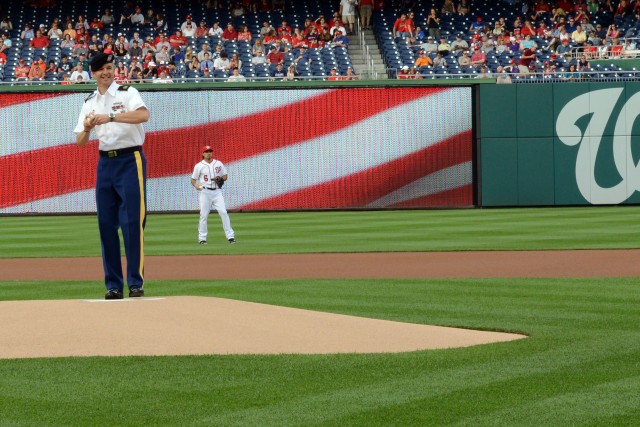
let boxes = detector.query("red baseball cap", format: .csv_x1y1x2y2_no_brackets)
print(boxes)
202,145,213,152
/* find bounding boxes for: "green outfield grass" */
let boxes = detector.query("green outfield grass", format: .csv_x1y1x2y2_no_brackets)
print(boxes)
0,278,639,426
1,206,640,257
1,208,639,425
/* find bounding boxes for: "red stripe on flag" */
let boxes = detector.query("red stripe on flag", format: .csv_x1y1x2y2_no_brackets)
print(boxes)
238,130,473,210
0,87,447,208
144,87,447,178
0,92,69,108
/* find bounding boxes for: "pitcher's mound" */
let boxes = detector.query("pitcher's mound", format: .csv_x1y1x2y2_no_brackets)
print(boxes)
0,296,525,359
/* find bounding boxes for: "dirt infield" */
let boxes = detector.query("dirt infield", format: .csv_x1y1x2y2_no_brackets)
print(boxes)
1,249,639,280
4,249,636,358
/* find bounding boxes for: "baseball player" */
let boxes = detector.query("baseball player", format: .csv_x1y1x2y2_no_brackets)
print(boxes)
191,146,236,244
74,52,149,300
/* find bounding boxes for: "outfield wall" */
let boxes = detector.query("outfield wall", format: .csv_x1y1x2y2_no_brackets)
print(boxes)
478,82,640,206
0,86,473,213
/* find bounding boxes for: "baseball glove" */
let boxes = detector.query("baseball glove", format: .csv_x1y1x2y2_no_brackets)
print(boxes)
214,176,225,188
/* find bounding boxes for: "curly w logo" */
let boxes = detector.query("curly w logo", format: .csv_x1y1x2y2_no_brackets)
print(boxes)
557,88,640,204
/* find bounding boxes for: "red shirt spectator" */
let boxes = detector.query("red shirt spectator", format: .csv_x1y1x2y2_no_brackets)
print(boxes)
267,46,284,64
30,30,50,48
169,30,188,48
277,21,292,35
519,47,536,68
222,23,238,41
0,51,6,65
15,60,30,79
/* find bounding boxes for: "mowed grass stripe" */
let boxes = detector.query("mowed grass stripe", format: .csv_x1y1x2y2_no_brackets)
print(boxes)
2,207,640,257
1,277,639,425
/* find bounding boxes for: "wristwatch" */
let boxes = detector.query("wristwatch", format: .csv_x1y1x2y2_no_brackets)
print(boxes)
109,112,115,122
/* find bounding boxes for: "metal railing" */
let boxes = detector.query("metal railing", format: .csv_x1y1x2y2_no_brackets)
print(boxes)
387,68,640,82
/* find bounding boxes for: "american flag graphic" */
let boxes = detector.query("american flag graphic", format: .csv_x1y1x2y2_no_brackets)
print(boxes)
0,86,472,214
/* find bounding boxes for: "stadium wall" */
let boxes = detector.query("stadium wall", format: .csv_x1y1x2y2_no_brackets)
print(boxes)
478,82,640,206
0,84,473,214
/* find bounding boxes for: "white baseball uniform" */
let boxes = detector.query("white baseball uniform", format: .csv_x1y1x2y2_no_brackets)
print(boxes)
191,159,235,242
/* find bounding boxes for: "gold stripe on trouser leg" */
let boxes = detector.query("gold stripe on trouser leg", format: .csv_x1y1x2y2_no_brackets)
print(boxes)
134,151,145,280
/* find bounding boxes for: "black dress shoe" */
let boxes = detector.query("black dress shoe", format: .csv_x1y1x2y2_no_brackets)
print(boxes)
105,289,124,300
129,287,145,298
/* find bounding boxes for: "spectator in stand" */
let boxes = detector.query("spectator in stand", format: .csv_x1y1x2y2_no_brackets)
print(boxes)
608,38,624,58
62,22,75,40
267,44,284,65
420,36,439,53
213,51,231,71
169,30,188,49
69,62,89,82
197,42,211,61
238,25,252,42
572,25,587,45
72,38,89,58
397,65,410,79
359,0,374,30
340,0,358,35
577,53,590,70
227,66,246,82
44,59,56,74
155,45,170,63
200,51,214,71
114,42,128,58
115,59,128,82
195,20,209,38
128,58,143,81
623,38,637,55
229,52,242,70
332,30,350,47
345,66,359,80
469,17,484,34
0,16,13,31
72,52,88,70
458,50,471,66
101,8,115,25
155,33,171,51
21,23,35,40
437,36,452,56
470,45,486,67
393,14,412,40
277,20,292,35
328,66,342,80
130,5,144,24
614,0,633,23
280,27,294,46
606,24,621,42
153,12,167,33
562,63,580,80
168,46,182,63
222,23,238,42
75,15,89,31
58,55,72,74
143,61,159,80
177,14,193,34
183,23,196,38
458,0,471,15
29,29,49,49
15,59,31,80
167,61,184,79
144,7,155,25
427,8,441,40
293,45,312,65
48,21,63,39
28,56,46,79
270,62,286,80
126,40,141,58
433,52,448,67
211,43,224,59
451,33,469,53
231,2,246,17
285,63,299,80
118,1,134,25
477,64,491,78
209,22,223,38
518,45,537,73
260,21,274,38
273,0,286,12
330,19,347,38
556,38,572,56
520,34,537,51
415,50,433,68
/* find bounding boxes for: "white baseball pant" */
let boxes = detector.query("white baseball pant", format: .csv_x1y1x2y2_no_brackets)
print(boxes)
198,188,234,242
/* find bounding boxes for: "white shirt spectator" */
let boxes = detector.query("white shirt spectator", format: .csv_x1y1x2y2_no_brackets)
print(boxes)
213,57,230,71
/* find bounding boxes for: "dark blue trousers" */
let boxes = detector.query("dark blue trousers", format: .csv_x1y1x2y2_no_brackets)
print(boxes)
96,150,147,292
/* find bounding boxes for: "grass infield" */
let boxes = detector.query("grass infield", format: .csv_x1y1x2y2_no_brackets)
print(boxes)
1,207,639,425
1,206,640,257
